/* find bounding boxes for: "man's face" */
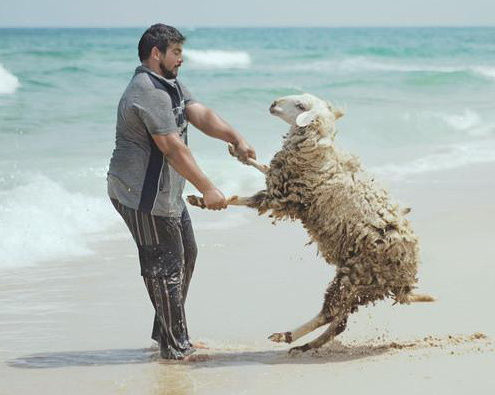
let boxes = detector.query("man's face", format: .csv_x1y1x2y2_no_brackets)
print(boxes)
158,42,183,79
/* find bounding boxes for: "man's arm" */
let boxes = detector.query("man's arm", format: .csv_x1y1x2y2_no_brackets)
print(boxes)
152,132,226,210
185,102,256,162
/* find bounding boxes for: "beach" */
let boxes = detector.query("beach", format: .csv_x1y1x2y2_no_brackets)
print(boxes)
1,161,494,394
1,26,495,393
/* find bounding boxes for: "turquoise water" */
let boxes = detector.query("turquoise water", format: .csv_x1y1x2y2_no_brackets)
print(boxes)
1,27,495,267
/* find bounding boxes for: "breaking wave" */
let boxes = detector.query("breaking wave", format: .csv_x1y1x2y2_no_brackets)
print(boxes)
184,49,251,68
0,63,20,94
0,174,118,269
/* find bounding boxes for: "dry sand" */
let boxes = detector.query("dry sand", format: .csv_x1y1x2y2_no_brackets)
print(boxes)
1,162,494,394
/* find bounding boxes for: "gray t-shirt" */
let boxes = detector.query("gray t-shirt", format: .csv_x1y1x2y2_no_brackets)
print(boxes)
107,65,195,217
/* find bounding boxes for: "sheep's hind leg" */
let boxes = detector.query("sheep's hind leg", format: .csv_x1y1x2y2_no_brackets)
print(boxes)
268,312,329,344
287,275,354,353
268,276,351,345
269,276,348,345
289,317,349,354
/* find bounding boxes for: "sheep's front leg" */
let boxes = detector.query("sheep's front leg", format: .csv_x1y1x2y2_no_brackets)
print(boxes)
187,190,268,210
228,143,270,174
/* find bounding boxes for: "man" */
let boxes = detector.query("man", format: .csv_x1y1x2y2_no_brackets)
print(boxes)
107,24,256,361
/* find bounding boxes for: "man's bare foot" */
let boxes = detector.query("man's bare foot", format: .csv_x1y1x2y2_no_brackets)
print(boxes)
192,341,209,349
182,354,211,363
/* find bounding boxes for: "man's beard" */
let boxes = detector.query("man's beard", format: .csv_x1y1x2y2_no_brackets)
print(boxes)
159,62,177,79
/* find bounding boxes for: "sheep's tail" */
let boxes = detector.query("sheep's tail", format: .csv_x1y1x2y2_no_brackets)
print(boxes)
407,293,436,303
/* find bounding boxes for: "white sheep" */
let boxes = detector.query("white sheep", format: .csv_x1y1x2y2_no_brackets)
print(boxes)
188,93,434,353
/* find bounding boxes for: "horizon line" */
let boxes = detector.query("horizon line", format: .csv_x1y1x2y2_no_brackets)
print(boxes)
0,24,494,29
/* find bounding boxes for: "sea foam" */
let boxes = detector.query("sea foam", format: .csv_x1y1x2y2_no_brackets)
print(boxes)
0,174,118,269
347,58,495,80
372,139,495,180
471,66,495,80
292,57,495,81
0,63,20,94
184,50,251,68
436,109,482,131
429,109,495,137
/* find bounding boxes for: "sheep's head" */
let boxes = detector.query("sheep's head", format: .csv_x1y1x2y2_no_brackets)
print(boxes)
269,93,343,135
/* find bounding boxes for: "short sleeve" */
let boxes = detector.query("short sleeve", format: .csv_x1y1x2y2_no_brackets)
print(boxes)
177,81,196,106
132,89,179,135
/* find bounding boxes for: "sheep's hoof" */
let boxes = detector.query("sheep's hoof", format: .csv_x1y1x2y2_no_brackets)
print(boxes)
289,344,311,354
227,195,239,204
268,332,293,344
187,195,206,209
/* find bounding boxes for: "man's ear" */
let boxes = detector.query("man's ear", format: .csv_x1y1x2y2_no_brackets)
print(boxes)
296,109,318,127
151,46,161,61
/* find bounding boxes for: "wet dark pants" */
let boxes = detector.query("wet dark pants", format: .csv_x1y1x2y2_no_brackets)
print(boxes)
110,198,197,359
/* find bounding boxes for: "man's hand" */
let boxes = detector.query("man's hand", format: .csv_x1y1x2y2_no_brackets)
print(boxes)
233,139,257,163
203,188,227,210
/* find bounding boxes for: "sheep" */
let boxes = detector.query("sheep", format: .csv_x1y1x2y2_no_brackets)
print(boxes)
188,93,434,353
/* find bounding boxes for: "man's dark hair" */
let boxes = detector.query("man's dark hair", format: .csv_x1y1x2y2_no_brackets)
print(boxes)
138,24,186,62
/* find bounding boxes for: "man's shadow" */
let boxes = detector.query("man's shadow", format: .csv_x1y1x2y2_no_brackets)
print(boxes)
6,341,404,369
6,347,158,369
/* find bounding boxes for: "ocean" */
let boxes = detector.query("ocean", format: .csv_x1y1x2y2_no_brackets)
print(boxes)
1,27,494,269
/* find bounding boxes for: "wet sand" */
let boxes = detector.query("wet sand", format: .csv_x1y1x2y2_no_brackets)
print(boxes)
1,162,494,394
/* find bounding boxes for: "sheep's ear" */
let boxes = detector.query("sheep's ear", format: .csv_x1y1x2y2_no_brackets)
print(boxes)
296,109,318,127
325,101,344,120
333,108,344,120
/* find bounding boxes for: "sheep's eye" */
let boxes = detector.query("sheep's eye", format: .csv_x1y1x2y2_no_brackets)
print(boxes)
296,103,306,110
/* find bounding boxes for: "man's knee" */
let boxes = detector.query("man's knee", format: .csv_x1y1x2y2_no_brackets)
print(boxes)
138,243,184,279
187,241,198,263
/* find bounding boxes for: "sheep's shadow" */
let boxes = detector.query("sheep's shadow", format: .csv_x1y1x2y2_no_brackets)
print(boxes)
5,341,405,369
194,341,406,369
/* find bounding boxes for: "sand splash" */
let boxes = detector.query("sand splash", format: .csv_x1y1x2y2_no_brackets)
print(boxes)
289,332,492,361
179,332,493,366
